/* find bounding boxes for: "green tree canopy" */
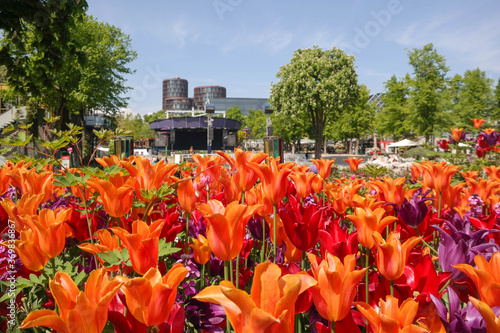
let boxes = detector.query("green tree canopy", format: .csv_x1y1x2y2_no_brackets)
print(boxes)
144,110,167,123
117,112,155,140
375,75,412,140
245,109,266,139
225,105,245,125
451,68,494,130
270,46,359,158
406,43,451,141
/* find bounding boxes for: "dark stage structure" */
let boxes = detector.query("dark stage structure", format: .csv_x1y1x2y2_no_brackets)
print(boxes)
149,116,241,152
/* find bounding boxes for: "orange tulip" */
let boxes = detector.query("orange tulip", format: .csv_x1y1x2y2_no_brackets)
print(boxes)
289,170,316,198
218,168,242,203
249,157,292,204
120,155,179,202
110,219,165,275
194,261,316,333
7,168,54,202
472,118,486,129
346,207,398,248
469,297,500,333
0,166,11,195
307,252,367,322
284,238,303,263
86,174,135,218
451,127,463,142
311,174,324,194
463,177,500,207
116,265,188,327
355,295,428,333
245,184,273,217
2,228,49,271
440,182,466,212
19,268,123,333
78,229,123,272
344,157,364,172
373,232,421,281
311,158,336,180
454,252,500,307
370,176,406,207
196,200,260,261
0,193,45,231
420,161,460,194
190,234,212,265
191,154,225,186
177,178,200,213
218,148,268,192
18,208,72,259
461,170,479,182
95,154,122,167
483,165,500,181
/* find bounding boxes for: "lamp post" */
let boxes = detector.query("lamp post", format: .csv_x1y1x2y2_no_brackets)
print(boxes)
264,104,273,136
205,103,215,154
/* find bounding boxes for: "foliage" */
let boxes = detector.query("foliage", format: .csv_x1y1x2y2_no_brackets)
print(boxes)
117,112,155,140
270,46,359,158
402,147,433,160
375,75,412,140
406,43,451,141
225,105,245,125
450,68,495,130
144,110,167,123
245,109,266,139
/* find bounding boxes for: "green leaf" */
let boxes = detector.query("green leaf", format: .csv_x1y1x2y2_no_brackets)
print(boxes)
2,124,15,134
158,238,181,258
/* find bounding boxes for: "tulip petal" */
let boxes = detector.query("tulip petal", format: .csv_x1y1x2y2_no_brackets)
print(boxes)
19,310,69,333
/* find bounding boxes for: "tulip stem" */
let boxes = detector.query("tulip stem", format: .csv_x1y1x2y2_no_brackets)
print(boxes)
331,321,336,333
235,255,240,289
438,279,451,295
224,261,231,333
415,229,438,255
261,218,266,263
364,246,369,305
185,214,190,254
229,259,234,284
390,279,394,297
438,192,442,219
273,203,277,263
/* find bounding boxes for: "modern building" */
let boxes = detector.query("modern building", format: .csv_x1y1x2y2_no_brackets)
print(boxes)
162,77,193,111
211,97,269,116
193,85,226,109
368,93,385,112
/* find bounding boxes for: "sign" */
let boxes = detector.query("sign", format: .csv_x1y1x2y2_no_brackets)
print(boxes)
61,155,70,169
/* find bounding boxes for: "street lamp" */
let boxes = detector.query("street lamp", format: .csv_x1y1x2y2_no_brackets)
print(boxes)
205,103,215,154
264,104,273,136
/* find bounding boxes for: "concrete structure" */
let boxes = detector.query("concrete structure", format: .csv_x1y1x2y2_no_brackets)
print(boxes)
162,77,193,111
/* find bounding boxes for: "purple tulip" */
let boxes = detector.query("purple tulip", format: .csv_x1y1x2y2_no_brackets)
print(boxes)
480,129,500,147
185,299,226,332
434,212,499,280
247,216,269,241
431,287,489,333
397,188,434,228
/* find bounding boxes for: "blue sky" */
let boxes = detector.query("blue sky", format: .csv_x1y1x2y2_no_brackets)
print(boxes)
86,0,500,116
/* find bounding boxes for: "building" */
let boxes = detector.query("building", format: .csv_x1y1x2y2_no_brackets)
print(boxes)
162,77,193,111
211,97,269,116
193,86,226,109
368,93,385,112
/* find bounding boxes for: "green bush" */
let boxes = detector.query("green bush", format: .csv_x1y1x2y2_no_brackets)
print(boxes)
403,147,432,159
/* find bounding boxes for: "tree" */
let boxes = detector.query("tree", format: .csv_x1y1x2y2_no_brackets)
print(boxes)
493,78,500,122
326,84,375,153
451,68,494,130
271,109,308,153
375,75,412,140
270,46,359,158
1,14,136,130
406,43,451,142
117,113,155,140
245,109,266,139
225,105,245,125
144,110,167,123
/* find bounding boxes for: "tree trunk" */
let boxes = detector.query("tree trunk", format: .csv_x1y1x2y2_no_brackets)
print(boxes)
323,137,327,155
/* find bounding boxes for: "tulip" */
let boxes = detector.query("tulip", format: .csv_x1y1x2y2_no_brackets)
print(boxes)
346,207,398,248
218,148,268,192
218,168,242,203
454,252,500,307
177,178,200,214
372,231,421,281
451,127,464,142
196,200,260,261
7,168,54,203
18,208,72,259
78,229,123,272
472,118,486,129
479,128,500,147
278,195,323,252
344,157,364,172
19,269,123,333
120,155,179,202
0,193,45,231
194,261,316,333
308,252,366,322
3,228,49,271
483,165,500,181
249,157,292,204
95,154,122,167
86,174,135,218
370,176,406,207
190,234,212,265
420,161,460,194
311,158,336,180
437,139,449,151
355,295,428,333
289,170,317,199
469,297,500,333
115,265,188,327
0,166,11,195
110,219,165,275
318,223,358,262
